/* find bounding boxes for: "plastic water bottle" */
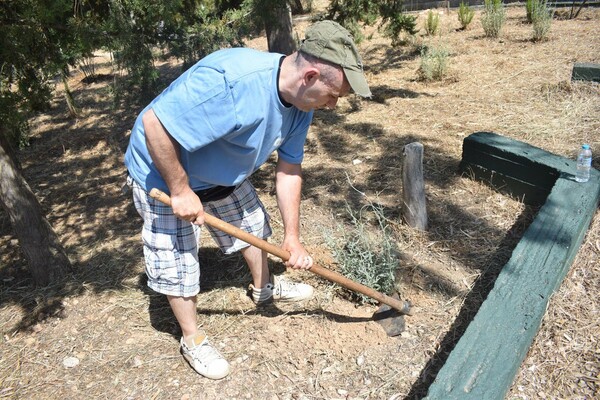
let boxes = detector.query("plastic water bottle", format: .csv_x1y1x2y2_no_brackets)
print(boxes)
575,144,592,183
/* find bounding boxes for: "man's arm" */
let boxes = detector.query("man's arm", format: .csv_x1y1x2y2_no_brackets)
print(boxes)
275,159,313,269
143,109,205,224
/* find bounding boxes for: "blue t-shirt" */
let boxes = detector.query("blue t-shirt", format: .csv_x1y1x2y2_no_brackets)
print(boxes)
124,48,313,192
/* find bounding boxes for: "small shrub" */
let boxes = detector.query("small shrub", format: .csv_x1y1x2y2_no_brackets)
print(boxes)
418,43,450,81
458,1,475,30
526,0,536,22
481,0,506,38
425,10,440,36
325,203,400,305
531,0,553,41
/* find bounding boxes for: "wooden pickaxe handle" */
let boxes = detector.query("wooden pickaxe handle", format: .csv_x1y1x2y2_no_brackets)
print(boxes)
149,188,412,315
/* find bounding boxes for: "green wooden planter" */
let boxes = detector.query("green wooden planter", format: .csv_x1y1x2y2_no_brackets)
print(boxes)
425,132,600,400
572,62,600,83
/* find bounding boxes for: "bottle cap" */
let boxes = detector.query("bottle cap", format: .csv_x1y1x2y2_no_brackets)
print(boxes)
582,144,590,150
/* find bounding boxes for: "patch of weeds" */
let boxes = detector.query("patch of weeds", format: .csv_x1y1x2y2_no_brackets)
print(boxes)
418,42,450,81
325,203,400,305
481,0,506,38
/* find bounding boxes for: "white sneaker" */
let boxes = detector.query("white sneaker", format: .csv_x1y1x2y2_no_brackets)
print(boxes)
250,276,314,304
180,332,230,380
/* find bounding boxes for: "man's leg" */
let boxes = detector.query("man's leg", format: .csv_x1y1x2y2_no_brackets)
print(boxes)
204,180,274,291
129,177,229,379
242,244,313,304
242,244,318,304
167,295,199,339
167,294,229,379
241,245,270,289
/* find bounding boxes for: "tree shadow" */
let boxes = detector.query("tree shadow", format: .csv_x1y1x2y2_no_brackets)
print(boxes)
369,85,432,105
364,44,422,76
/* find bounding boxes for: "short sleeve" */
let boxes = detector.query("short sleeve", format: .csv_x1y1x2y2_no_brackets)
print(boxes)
152,67,239,152
277,110,313,164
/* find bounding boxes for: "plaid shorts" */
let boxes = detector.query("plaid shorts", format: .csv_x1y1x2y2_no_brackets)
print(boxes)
129,177,272,297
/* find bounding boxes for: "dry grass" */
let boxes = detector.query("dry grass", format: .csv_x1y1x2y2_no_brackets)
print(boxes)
0,4,599,400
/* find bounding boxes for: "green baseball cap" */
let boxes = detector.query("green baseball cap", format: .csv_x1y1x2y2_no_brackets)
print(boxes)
299,20,371,98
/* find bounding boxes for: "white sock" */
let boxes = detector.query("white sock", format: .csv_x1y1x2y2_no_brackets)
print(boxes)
250,283,273,303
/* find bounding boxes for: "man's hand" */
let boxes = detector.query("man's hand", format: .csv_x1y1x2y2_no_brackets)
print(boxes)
282,237,313,270
171,188,205,225
275,159,311,269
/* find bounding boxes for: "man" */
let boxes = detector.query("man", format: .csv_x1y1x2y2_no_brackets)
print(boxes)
124,20,371,380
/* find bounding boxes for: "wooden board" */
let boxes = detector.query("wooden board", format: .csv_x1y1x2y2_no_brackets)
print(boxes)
572,62,600,83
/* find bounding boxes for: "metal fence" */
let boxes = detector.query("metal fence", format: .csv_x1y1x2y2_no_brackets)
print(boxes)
401,0,598,12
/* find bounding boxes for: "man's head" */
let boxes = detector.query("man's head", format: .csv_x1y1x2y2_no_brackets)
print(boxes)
298,20,371,98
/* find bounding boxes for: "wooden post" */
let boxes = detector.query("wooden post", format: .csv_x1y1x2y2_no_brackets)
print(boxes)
402,142,428,230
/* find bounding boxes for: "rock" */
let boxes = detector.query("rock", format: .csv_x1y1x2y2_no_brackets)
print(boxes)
63,356,80,368
132,356,143,368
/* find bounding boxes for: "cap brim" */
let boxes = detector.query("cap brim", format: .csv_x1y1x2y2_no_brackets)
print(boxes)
343,67,371,98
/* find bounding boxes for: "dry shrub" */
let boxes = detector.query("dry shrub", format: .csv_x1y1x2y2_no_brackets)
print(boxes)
481,0,506,38
458,1,475,30
531,0,553,42
325,202,399,304
418,42,450,81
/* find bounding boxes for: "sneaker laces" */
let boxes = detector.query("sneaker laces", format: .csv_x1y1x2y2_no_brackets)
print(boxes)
185,337,225,365
274,279,300,297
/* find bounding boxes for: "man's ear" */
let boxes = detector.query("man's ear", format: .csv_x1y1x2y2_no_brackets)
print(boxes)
303,67,320,86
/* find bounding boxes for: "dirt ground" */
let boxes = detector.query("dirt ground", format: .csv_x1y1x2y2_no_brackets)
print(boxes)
1,4,599,400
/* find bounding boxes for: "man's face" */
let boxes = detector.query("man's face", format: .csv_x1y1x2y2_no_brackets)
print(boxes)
295,67,351,112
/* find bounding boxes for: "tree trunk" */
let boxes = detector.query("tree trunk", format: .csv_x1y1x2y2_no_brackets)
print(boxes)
290,0,304,14
265,2,296,55
401,142,428,230
62,69,80,119
0,139,72,286
0,131,20,169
